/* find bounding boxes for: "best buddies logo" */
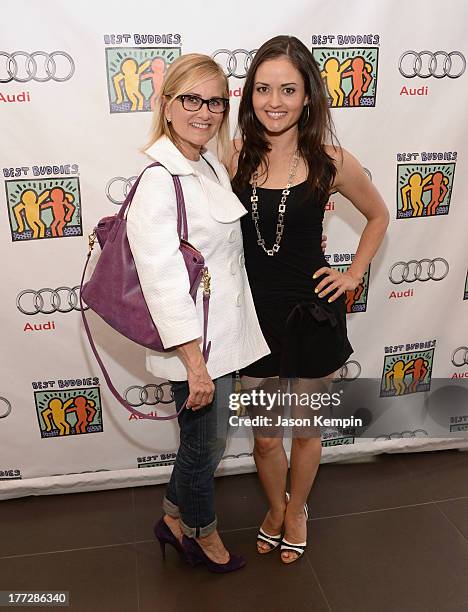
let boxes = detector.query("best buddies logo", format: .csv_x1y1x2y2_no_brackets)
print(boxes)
312,34,380,107
137,453,177,468
0,468,22,481
33,377,103,438
449,415,468,433
3,164,82,242
380,340,436,397
104,33,182,113
396,151,457,218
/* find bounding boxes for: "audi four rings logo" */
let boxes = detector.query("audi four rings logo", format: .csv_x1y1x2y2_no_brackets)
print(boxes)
374,429,428,441
389,258,449,284
452,347,468,367
16,287,87,315
124,383,174,407
335,360,361,381
106,176,137,205
0,51,75,83
0,397,12,419
211,49,257,79
399,51,466,79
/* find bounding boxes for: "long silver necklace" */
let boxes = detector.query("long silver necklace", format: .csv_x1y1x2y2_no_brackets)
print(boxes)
250,150,300,256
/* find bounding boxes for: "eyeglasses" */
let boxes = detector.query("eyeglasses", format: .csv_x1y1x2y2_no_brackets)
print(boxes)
177,94,229,114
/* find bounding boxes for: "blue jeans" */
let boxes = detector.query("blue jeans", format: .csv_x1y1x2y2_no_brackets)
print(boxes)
162,374,233,538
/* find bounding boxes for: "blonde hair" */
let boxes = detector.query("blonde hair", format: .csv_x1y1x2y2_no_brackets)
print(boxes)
144,53,230,163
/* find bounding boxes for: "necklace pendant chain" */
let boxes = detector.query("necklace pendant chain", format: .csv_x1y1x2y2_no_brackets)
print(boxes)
250,150,300,256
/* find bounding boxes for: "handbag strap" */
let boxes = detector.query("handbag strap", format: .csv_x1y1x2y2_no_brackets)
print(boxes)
118,161,189,241
80,161,212,421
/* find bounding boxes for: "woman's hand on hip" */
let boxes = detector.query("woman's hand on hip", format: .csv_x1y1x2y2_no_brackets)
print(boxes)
312,267,361,303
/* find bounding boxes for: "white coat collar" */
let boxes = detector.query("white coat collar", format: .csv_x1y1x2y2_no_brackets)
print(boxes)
145,135,219,179
145,136,247,223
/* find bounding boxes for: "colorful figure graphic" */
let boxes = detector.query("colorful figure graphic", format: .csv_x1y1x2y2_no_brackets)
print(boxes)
332,263,370,313
384,358,428,395
113,58,151,111
345,282,364,313
106,47,181,114
312,47,378,108
140,57,167,110
397,163,455,219
64,395,97,434
381,349,434,397
425,172,448,216
35,387,102,438
341,57,373,106
400,172,433,217
405,357,429,394
13,189,50,239
41,398,75,436
320,57,352,106
38,187,76,237
6,178,82,242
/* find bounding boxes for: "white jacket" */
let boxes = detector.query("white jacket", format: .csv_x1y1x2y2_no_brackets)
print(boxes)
126,136,270,381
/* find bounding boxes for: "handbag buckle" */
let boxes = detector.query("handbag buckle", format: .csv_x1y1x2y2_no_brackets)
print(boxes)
202,268,211,296
88,230,96,252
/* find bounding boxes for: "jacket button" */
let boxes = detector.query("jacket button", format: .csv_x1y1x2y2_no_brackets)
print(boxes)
230,261,237,275
239,253,245,267
236,294,242,307
228,229,237,243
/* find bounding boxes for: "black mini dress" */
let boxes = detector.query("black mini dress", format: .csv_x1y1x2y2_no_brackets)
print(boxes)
237,181,353,379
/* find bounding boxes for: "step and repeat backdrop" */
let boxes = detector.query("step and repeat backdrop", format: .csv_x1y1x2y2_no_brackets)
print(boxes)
1,0,468,499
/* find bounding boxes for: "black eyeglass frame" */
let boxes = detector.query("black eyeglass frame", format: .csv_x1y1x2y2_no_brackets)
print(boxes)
176,94,230,114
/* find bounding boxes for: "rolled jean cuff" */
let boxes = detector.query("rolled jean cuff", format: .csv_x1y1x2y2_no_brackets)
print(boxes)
162,496,180,519
179,515,218,538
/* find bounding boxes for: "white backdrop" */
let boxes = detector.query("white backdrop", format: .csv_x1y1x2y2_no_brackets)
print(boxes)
1,0,468,500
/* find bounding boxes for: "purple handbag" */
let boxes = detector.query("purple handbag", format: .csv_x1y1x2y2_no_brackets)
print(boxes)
80,161,211,420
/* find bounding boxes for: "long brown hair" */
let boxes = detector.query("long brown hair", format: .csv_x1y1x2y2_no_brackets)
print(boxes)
232,35,339,205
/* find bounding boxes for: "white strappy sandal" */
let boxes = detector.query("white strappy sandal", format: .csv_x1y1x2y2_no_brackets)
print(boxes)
280,502,309,563
256,492,290,554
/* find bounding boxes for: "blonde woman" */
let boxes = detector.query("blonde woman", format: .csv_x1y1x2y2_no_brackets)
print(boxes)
126,54,270,573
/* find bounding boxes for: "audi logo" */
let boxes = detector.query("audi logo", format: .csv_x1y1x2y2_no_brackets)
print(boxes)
389,258,449,284
333,360,361,382
106,176,137,205
452,347,468,367
124,383,174,407
399,50,466,79
0,397,12,419
0,51,75,83
211,49,257,79
374,429,428,441
16,287,87,315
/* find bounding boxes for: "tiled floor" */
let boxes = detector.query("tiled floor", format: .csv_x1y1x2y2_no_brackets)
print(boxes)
1,449,468,612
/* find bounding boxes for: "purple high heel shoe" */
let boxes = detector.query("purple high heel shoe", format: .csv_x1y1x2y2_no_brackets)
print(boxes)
182,535,246,573
153,517,186,561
